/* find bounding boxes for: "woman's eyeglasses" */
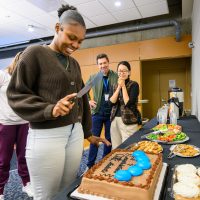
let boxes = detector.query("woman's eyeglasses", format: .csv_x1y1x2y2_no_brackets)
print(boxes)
118,70,129,74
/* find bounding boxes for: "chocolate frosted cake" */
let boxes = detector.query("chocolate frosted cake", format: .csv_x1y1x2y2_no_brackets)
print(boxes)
78,149,163,200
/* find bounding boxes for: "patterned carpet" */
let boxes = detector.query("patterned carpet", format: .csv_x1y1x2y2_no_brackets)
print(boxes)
4,145,103,200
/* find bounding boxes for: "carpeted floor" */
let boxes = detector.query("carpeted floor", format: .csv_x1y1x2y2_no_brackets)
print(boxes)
4,145,104,200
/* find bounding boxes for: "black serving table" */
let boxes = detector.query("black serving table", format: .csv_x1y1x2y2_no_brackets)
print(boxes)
53,115,200,200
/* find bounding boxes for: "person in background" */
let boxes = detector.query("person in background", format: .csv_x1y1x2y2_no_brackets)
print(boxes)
109,61,141,149
6,4,110,200
0,52,33,200
86,54,118,169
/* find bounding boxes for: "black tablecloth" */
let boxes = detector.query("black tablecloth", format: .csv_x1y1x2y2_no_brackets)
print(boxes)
54,115,200,200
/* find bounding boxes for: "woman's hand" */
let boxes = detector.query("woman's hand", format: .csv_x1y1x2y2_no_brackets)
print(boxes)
118,78,125,88
52,93,77,117
87,136,111,147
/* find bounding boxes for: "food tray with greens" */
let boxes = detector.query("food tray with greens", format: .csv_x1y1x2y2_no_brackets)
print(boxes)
152,124,182,133
145,131,189,144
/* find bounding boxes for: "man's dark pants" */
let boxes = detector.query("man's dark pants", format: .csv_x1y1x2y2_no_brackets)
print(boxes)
87,114,111,168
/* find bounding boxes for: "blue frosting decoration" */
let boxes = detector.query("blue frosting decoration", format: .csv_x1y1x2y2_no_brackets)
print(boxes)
135,155,150,162
114,151,152,182
114,170,132,181
136,160,151,170
132,150,146,158
128,165,143,176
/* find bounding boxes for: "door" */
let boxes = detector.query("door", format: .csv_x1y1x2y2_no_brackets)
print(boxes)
142,58,191,119
159,67,186,105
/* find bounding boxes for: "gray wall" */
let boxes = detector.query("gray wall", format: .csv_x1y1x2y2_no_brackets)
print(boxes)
81,18,191,49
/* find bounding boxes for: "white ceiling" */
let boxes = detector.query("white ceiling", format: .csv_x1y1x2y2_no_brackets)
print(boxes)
0,0,169,47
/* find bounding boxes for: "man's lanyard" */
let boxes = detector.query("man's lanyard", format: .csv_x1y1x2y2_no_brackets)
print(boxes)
103,77,109,93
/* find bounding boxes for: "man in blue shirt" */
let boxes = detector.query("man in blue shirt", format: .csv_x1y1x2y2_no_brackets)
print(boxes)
87,54,118,168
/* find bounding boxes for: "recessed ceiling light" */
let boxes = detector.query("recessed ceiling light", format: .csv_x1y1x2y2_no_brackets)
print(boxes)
114,1,121,7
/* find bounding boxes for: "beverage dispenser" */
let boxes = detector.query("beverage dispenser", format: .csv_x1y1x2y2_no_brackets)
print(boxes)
168,87,184,117
168,97,179,120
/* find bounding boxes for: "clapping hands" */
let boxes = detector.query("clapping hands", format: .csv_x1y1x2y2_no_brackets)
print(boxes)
117,77,125,88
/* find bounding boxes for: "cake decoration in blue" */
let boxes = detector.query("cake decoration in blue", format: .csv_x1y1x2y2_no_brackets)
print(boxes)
114,150,152,182
135,160,151,170
128,165,143,176
132,150,146,158
114,170,132,181
135,155,150,162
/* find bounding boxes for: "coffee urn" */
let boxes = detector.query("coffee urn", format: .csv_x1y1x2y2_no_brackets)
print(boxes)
168,87,184,117
168,97,179,120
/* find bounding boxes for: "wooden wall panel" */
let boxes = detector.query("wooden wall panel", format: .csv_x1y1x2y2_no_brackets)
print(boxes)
72,48,93,66
92,42,140,63
185,58,192,110
73,42,140,68
129,61,140,84
81,65,99,82
73,35,192,68
129,61,142,112
139,35,192,60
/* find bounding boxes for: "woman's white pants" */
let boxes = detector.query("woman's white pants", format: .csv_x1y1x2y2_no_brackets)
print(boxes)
111,117,138,149
26,123,84,200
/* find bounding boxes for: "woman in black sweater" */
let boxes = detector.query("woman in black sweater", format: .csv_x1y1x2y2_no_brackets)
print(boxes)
110,61,141,149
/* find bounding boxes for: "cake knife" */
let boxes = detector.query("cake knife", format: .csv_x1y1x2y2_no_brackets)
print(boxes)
70,72,103,103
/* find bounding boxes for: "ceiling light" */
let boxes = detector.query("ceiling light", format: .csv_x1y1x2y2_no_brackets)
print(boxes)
114,1,121,7
28,25,35,32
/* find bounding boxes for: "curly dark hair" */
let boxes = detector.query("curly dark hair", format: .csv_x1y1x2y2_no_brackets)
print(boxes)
57,4,77,18
57,4,85,28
